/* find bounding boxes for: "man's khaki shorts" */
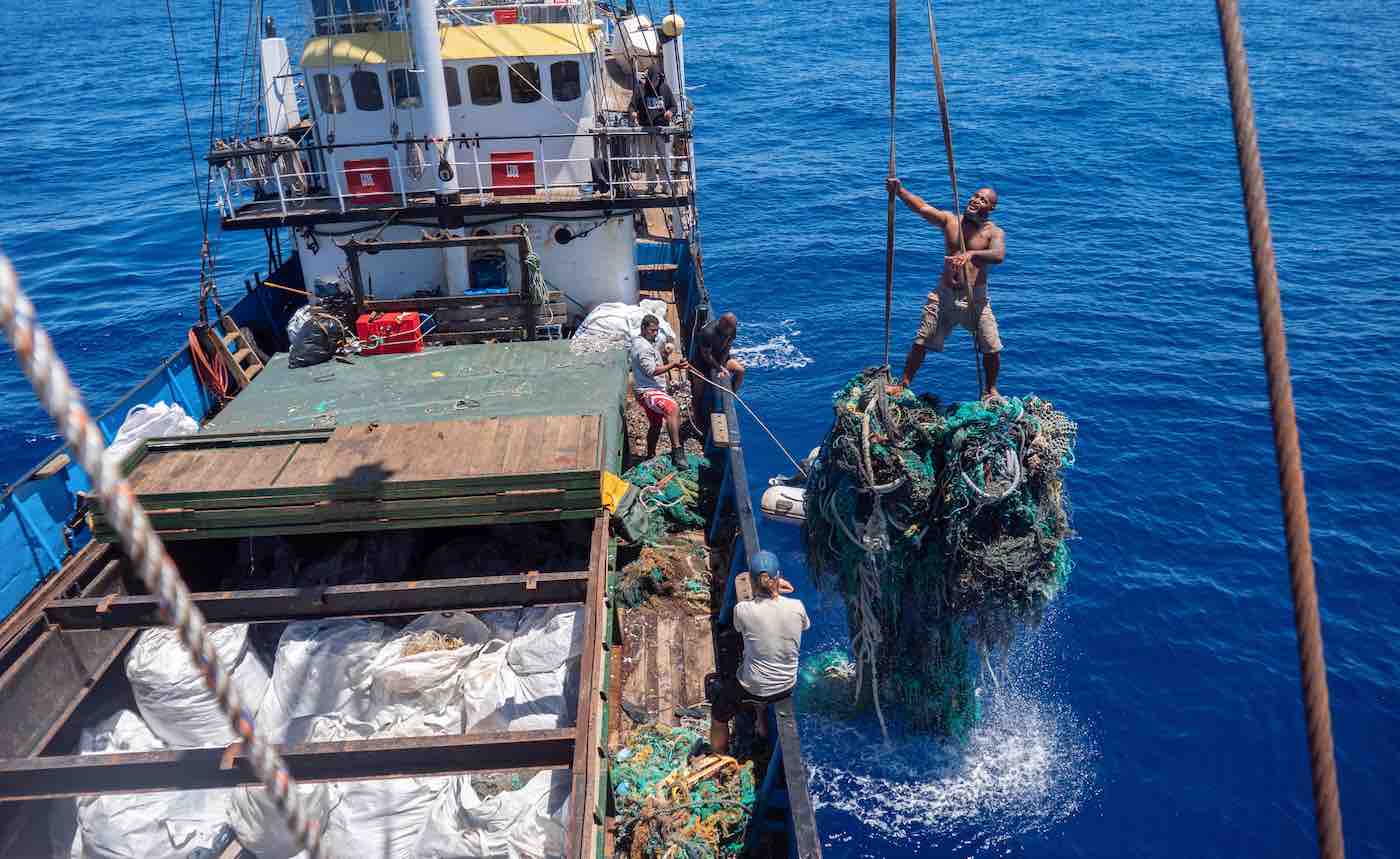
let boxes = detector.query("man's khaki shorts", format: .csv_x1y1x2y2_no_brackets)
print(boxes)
913,285,1003,353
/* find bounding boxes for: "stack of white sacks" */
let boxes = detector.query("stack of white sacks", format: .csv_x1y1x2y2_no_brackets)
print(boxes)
58,606,581,859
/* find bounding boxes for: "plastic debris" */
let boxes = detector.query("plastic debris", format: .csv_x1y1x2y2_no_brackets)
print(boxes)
611,724,755,859
803,368,1078,737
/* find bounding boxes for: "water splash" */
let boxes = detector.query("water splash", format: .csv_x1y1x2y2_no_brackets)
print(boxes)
731,319,812,370
801,614,1097,852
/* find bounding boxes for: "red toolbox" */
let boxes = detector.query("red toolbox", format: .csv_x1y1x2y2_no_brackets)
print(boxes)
356,311,424,355
490,151,536,195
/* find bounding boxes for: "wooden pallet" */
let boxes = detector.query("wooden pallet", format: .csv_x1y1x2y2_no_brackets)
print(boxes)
210,314,265,389
91,415,603,540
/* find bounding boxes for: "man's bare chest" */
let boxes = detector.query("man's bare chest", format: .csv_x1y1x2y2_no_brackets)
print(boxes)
945,222,996,250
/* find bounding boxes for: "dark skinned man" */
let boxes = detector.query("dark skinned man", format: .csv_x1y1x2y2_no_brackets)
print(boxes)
887,177,1006,400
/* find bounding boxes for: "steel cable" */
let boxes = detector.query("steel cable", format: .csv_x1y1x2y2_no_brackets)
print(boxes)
1213,4,1345,856
0,256,323,858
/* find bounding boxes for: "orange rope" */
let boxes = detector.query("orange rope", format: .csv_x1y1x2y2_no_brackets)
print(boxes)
188,327,230,404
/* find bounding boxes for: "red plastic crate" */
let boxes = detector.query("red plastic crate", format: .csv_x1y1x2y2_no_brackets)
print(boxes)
490,151,536,196
356,311,424,355
343,158,394,205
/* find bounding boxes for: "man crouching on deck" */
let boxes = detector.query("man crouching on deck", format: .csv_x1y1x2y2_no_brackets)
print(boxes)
887,177,1005,400
630,314,690,469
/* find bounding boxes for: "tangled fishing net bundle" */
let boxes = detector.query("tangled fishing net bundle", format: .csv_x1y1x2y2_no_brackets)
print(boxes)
611,724,756,859
618,452,708,546
803,368,1078,738
616,533,713,611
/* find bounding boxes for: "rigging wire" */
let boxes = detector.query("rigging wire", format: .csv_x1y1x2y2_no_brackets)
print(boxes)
924,0,984,397
882,0,896,376
163,0,210,236
1213,2,1345,856
684,366,809,480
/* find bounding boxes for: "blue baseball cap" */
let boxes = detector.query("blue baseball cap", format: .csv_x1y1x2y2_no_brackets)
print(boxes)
750,550,780,576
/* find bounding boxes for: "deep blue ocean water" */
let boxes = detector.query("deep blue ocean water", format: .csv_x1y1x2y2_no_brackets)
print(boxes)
2,0,1398,856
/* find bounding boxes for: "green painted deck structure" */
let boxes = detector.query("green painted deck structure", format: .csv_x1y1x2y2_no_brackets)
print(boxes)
206,341,630,469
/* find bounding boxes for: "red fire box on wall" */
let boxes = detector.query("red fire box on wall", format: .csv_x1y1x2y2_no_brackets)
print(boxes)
490,151,536,196
343,158,394,205
356,311,424,355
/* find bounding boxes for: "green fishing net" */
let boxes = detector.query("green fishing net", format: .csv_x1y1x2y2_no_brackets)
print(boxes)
618,452,709,546
616,534,714,611
803,369,1077,737
611,724,756,859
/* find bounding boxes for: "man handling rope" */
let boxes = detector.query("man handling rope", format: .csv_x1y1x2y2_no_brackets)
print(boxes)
887,177,1005,399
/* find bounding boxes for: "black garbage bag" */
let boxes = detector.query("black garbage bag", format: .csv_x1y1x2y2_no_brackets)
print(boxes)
288,310,346,368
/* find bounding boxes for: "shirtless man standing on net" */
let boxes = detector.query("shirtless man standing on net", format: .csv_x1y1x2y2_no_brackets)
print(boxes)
886,177,1006,400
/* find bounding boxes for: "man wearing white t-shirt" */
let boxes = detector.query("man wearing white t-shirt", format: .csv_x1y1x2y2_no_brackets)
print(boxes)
710,550,809,754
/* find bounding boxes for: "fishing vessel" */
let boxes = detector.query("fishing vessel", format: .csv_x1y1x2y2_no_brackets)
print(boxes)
0,2,820,856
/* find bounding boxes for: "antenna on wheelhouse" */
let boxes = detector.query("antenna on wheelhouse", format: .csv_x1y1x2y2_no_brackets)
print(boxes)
408,0,469,293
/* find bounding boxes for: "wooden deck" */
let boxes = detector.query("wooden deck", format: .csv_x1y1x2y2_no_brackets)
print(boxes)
614,531,720,730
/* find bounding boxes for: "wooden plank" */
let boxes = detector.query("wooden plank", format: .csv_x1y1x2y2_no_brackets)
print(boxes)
655,614,678,728
96,506,599,542
97,488,594,532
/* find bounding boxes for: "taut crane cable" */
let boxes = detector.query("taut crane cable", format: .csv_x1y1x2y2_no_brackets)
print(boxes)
882,0,897,375
924,0,984,397
1213,2,1345,856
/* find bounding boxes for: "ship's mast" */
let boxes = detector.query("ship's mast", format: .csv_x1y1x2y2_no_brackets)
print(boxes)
408,0,469,293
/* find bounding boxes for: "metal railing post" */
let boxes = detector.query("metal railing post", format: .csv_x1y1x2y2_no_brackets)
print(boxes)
389,149,409,207
328,155,346,214
271,160,288,216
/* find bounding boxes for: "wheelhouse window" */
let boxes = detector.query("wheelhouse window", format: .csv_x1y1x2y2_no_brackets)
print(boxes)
350,69,383,111
550,61,581,102
508,62,542,103
468,64,502,105
313,73,345,114
389,68,422,108
443,66,462,107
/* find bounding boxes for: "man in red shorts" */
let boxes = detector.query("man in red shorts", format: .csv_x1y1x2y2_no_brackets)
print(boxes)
630,313,689,468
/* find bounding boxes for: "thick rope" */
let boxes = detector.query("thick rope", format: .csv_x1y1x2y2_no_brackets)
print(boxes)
0,256,323,858
1213,4,1345,857
883,0,897,375
925,0,984,398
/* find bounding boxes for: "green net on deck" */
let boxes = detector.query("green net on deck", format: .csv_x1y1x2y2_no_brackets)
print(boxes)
803,368,1077,737
611,724,756,859
616,534,714,611
619,452,709,546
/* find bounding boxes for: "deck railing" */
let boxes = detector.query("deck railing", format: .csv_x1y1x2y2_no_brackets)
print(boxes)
210,127,693,221
308,0,590,34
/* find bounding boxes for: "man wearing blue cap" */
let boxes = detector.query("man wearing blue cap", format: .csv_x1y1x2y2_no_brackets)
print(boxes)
711,549,810,754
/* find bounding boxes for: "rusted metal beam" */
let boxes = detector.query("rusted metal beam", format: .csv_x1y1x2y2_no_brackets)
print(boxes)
0,729,576,801
567,514,609,859
44,570,590,630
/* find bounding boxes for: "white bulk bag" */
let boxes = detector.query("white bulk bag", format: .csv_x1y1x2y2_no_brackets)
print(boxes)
103,402,198,472
575,300,677,345
126,624,269,748
359,612,493,737
414,770,572,859
255,619,393,741
294,715,450,859
508,607,583,675
74,711,234,859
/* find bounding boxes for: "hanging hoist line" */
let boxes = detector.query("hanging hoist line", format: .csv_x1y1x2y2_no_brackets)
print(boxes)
924,0,985,397
0,258,324,857
1213,2,1344,856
